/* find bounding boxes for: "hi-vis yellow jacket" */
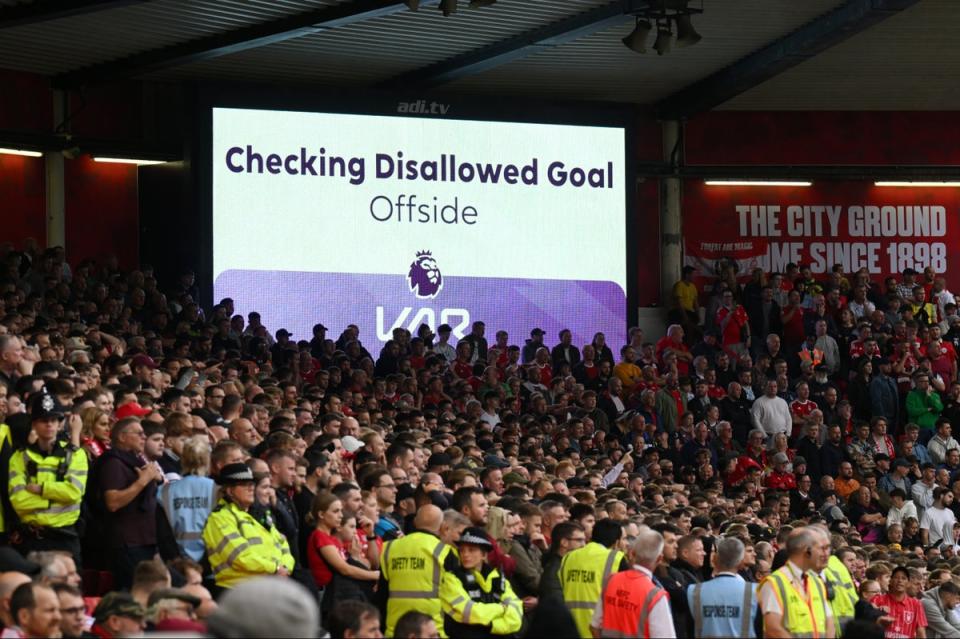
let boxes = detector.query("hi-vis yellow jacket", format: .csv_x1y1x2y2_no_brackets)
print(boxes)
202,499,294,589
9,441,87,529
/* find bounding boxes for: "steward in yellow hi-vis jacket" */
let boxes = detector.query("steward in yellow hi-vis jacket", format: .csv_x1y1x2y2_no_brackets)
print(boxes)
380,513,456,637
440,527,522,639
9,392,87,563
201,463,294,589
559,519,628,638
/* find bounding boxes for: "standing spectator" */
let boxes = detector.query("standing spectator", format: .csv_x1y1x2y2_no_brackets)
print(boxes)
551,329,580,371
751,380,792,441
871,566,928,639
747,287,782,358
461,321,488,364
433,324,456,363
717,290,751,358
97,416,164,590
908,373,945,434
871,358,900,427
920,488,957,549
671,265,701,332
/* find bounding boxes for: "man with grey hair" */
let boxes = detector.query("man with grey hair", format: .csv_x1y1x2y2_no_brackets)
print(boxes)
686,536,759,637
758,526,834,638
591,526,675,638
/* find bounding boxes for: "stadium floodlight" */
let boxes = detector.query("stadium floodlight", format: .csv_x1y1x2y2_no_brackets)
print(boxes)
622,18,653,53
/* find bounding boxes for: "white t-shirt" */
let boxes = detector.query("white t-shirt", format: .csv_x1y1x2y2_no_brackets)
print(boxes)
921,505,956,546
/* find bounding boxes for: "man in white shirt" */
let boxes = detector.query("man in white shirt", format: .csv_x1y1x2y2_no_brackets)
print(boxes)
928,420,959,465
751,380,792,440
921,487,957,548
433,324,456,363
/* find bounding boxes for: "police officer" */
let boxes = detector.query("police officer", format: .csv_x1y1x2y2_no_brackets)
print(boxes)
201,463,294,590
380,504,456,638
591,527,675,638
560,518,628,638
759,526,834,638
439,527,523,638
8,391,88,564
687,537,759,638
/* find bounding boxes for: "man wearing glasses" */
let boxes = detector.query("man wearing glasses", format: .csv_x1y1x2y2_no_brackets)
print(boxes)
52,583,86,638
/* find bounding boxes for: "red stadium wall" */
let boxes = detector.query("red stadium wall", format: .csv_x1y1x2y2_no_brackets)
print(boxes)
64,156,139,269
685,111,960,165
0,154,45,246
0,70,141,268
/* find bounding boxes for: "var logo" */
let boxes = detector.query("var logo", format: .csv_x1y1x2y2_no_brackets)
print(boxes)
376,307,469,341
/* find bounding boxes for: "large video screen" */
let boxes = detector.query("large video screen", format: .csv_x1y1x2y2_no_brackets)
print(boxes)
212,106,628,350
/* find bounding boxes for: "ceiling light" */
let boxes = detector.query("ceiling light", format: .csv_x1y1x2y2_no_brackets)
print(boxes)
404,0,419,9
468,0,495,6
875,181,960,187
653,24,673,56
705,180,812,187
622,18,652,53
675,14,701,47
439,0,457,16
93,157,165,166
0,147,43,158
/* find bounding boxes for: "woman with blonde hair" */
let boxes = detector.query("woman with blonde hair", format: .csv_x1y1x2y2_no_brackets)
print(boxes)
80,406,111,459
159,435,216,561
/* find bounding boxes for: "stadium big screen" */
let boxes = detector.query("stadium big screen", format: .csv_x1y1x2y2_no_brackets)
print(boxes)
211,105,630,348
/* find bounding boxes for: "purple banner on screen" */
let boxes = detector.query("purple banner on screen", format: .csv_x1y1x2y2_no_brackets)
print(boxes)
215,269,626,351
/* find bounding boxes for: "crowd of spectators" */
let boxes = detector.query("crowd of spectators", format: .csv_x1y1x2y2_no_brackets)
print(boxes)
1,243,960,638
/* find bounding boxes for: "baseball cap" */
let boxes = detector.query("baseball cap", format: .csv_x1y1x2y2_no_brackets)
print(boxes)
131,353,159,369
341,435,365,454
484,454,511,469
312,323,328,332
276,328,293,338
94,592,145,624
115,401,151,420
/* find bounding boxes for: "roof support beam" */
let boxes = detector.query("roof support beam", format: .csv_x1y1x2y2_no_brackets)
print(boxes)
655,0,923,119
0,0,151,29
380,0,648,90
52,0,432,89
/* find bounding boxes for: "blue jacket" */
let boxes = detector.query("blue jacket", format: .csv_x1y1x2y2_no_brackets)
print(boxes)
158,475,217,561
686,573,758,638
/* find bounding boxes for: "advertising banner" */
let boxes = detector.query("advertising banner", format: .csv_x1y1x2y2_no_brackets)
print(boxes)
211,108,628,349
683,182,960,290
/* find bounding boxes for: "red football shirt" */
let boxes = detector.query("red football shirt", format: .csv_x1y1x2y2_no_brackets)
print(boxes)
871,593,927,639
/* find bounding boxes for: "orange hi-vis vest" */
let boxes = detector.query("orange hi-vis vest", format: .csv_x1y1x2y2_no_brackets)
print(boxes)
598,569,667,638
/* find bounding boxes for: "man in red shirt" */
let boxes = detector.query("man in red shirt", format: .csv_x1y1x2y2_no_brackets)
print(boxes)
716,290,750,358
872,565,928,639
790,381,818,439
656,325,693,376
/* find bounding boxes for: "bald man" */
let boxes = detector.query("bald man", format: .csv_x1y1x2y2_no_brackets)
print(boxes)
0,572,33,629
180,584,217,620
381,505,457,637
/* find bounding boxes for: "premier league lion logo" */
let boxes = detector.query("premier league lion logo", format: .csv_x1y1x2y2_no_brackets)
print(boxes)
408,250,443,299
